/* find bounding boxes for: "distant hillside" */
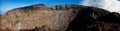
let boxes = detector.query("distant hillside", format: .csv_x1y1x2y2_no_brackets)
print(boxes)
0,4,120,31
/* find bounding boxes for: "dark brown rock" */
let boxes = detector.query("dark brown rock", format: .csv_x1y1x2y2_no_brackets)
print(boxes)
66,6,120,31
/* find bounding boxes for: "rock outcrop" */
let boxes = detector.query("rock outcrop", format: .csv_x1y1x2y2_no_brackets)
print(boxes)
66,6,120,31
0,4,120,31
0,4,79,31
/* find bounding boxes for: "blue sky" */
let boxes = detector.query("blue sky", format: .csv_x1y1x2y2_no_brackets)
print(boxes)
1,0,119,14
0,0,80,14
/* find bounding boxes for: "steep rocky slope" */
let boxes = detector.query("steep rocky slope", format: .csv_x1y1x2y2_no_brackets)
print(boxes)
66,7,120,31
0,4,120,31
0,4,79,31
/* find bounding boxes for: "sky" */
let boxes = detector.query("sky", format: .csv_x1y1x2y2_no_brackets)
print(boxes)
0,0,79,14
81,0,120,13
0,0,120,14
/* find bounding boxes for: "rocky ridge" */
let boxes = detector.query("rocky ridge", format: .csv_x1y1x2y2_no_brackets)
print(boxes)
0,4,120,31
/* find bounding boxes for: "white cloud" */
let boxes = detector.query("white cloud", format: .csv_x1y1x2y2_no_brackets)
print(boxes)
81,0,120,13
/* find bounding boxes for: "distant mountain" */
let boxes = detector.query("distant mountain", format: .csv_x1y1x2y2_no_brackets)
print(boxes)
0,4,120,31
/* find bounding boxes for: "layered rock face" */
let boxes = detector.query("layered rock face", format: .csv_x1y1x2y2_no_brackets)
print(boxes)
0,4,120,31
0,4,79,31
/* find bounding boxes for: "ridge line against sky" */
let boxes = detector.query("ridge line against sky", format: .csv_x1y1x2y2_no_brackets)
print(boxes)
0,0,79,14
0,0,120,14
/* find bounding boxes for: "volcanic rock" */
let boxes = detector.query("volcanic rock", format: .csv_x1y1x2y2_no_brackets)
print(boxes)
66,6,120,31
0,4,120,31
0,4,79,31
